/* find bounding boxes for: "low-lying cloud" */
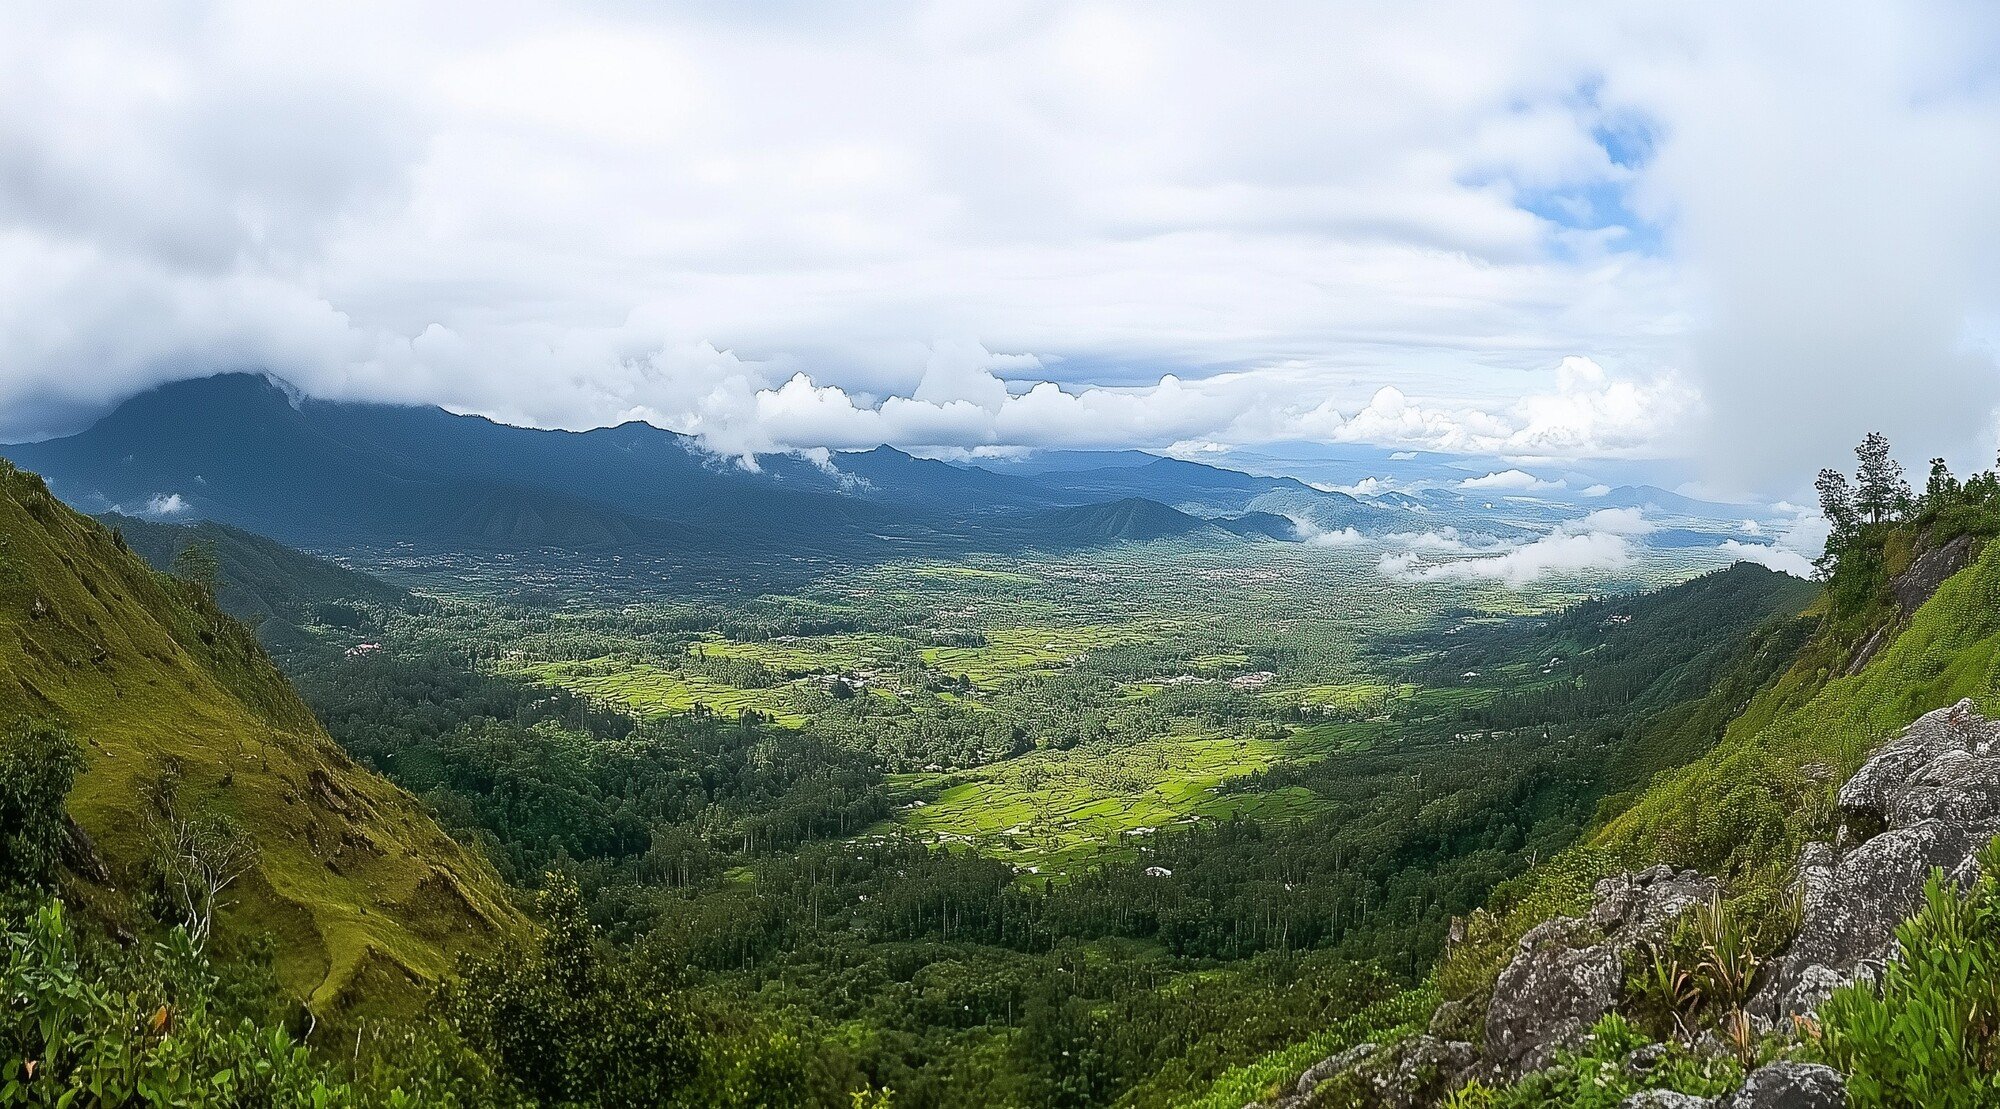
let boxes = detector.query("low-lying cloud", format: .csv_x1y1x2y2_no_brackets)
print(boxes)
1377,507,1653,586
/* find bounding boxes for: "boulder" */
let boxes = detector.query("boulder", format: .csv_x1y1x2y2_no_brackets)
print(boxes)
1486,867,1713,1075
1755,700,2000,1020
1719,1062,1845,1108
1591,865,1719,942
1247,1036,1477,1109
1346,1036,1480,1109
1622,1092,1713,1109
1486,918,1623,1075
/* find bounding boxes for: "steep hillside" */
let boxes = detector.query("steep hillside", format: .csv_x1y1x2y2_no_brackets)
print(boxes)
104,513,422,654
0,460,521,1015
1189,482,2000,1107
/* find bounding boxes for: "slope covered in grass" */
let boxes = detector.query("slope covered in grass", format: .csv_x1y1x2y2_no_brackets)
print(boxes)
0,461,521,1015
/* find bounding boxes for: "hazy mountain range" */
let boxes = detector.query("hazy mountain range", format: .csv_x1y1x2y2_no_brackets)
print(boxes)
2,373,1777,577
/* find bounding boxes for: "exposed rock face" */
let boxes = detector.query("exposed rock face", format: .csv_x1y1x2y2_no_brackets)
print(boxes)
1718,1062,1845,1108
1248,1037,1478,1109
1846,533,1974,674
1486,866,1716,1075
1755,699,2000,1019
1486,918,1622,1075
1622,1092,1713,1108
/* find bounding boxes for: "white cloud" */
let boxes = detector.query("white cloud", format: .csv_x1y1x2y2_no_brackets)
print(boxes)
0,2,1993,482
1718,540,1815,578
1380,529,1634,586
1461,469,1563,492
1378,507,1652,585
1300,524,1366,546
1575,507,1655,536
141,492,189,517
1583,483,1613,497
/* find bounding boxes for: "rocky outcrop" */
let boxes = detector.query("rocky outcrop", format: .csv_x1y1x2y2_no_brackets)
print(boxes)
1486,865,1716,1074
1249,1037,1478,1109
1254,697,2000,1108
1754,699,2000,1019
1719,1062,1845,1108
1622,1092,1712,1108
1846,533,1976,674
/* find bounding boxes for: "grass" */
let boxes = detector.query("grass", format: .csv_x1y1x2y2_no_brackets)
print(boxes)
884,729,1331,875
687,632,905,677
0,463,521,1017
522,658,810,726
920,624,1160,688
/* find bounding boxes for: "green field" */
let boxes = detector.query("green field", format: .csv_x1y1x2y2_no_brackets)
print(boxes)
920,623,1164,687
522,658,811,725
882,725,1358,875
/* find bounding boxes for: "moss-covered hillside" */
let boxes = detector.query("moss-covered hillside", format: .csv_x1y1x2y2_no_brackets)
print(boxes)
0,460,521,1015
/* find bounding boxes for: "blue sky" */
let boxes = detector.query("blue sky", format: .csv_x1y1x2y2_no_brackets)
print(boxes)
3,2,1999,495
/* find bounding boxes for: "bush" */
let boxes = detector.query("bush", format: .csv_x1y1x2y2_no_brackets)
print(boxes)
0,898,392,1106
1817,839,2000,1108
0,724,82,893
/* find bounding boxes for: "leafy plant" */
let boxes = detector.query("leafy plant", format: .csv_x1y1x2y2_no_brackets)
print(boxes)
1817,839,2000,1108
0,725,81,894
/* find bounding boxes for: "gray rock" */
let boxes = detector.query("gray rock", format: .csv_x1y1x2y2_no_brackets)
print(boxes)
1757,700,2000,1021
1291,1041,1377,1100
1719,1062,1845,1108
1346,1036,1479,1109
1486,866,1716,1077
1485,917,1622,1075
1590,865,1719,943
1253,1036,1477,1109
1622,1041,1670,1076
1623,1092,1714,1109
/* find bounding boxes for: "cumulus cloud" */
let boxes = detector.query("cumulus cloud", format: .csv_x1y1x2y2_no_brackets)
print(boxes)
1379,508,1652,586
1297,523,1367,546
0,3,1993,478
1461,468,1564,492
141,493,189,517
1379,530,1635,586
1718,539,1815,578
1574,507,1655,536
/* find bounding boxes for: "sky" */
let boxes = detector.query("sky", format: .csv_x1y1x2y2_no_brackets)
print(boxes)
5,1,2000,495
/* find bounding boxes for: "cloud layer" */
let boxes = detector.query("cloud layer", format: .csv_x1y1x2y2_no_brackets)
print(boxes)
2,3,1997,486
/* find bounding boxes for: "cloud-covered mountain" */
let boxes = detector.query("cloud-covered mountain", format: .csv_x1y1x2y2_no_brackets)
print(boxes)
3,375,1402,578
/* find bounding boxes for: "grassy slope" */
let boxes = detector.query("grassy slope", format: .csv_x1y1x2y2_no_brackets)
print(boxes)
0,463,521,1015
1407,532,2000,1072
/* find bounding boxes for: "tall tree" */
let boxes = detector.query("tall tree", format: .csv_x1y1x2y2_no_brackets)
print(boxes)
1925,457,1959,507
1853,432,1910,525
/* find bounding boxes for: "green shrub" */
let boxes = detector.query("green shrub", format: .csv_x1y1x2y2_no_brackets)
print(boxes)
0,898,400,1106
0,725,82,893
1817,839,2000,1108
1453,1014,1741,1109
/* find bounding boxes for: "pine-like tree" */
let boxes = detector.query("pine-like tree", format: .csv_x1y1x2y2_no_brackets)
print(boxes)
1815,467,1858,577
1925,457,1959,507
1853,432,1910,525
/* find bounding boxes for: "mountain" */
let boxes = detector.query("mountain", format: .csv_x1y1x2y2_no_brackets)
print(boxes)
0,459,520,1015
3,373,888,560
1,375,1405,575
1198,491,2000,1105
1025,497,1300,545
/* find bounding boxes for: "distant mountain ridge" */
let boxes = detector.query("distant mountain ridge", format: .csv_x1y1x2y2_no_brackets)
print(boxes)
1,374,1394,577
